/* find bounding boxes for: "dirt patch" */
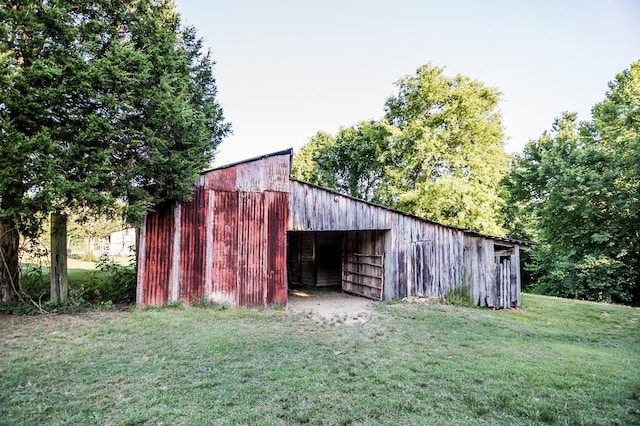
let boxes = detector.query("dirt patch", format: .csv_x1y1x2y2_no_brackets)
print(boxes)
287,286,375,324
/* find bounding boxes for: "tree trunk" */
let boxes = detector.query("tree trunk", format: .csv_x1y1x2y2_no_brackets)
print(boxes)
0,220,20,303
50,213,68,304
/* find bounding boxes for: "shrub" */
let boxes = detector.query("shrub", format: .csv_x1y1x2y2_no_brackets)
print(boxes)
444,286,476,308
77,256,136,304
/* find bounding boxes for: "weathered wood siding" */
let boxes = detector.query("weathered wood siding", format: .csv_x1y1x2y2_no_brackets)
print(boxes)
138,150,524,309
463,235,495,307
137,152,291,308
289,180,522,307
463,235,522,308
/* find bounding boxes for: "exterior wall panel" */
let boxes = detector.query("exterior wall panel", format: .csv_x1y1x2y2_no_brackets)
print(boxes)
237,192,266,306
138,204,175,307
138,152,290,308
266,191,289,305
178,186,207,304
208,191,239,306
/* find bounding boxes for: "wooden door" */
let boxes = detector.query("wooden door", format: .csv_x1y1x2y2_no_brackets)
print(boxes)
342,252,384,300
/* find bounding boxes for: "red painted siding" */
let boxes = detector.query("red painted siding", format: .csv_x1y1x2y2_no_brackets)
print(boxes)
137,151,290,308
178,186,207,304
237,192,265,306
139,204,175,306
266,191,288,305
204,166,236,191
209,191,239,305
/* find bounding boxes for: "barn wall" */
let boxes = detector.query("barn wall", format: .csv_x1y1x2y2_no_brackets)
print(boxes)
137,153,290,308
138,152,523,309
289,180,521,307
290,181,466,300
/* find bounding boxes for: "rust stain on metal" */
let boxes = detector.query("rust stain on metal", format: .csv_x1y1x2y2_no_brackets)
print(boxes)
178,186,207,305
204,166,236,191
139,203,175,306
138,150,290,308
209,191,239,306
266,191,288,305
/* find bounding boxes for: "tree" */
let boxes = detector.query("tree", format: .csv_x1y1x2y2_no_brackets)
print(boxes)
291,131,338,189
505,61,640,305
383,63,507,234
293,63,508,234
292,121,391,202
0,0,229,304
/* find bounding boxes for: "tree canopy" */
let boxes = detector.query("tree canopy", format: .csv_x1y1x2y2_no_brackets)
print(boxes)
504,61,639,305
0,0,229,303
292,63,507,235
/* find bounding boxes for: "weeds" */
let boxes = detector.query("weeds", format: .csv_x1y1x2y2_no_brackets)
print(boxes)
444,285,476,307
192,297,230,310
1,256,136,315
76,256,136,304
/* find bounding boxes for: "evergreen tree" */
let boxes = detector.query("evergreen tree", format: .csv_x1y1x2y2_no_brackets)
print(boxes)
0,0,229,303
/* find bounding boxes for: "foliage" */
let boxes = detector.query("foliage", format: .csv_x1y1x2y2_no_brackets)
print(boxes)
0,257,135,314
292,121,391,202
73,257,136,305
383,63,508,234
292,63,508,234
505,61,640,305
0,0,229,302
444,285,475,307
1,294,638,425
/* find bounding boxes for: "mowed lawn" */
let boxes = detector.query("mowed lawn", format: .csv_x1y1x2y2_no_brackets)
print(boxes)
1,294,638,425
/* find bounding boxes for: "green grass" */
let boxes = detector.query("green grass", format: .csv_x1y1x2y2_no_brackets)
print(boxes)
1,294,638,425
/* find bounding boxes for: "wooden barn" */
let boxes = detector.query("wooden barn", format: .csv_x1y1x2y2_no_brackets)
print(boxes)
137,149,528,309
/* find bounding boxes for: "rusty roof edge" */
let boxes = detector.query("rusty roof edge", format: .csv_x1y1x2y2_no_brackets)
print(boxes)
201,148,294,174
289,177,534,247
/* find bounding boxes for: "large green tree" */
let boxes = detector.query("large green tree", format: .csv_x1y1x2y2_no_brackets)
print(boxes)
0,0,229,303
505,61,640,305
383,63,507,234
293,63,507,234
292,121,391,202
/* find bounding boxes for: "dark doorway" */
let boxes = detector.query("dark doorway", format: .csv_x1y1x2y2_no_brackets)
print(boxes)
287,230,387,300
287,232,343,288
315,233,342,286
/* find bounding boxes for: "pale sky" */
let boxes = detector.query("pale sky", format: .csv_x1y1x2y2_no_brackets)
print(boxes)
174,0,640,166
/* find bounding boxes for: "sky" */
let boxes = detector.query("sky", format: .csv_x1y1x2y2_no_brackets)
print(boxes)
174,0,640,166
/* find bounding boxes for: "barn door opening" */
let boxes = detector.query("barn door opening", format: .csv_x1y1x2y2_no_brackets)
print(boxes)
316,233,343,287
286,231,343,288
287,230,387,300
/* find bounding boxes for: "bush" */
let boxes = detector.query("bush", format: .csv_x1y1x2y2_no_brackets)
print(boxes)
444,286,475,308
18,264,50,302
76,256,136,304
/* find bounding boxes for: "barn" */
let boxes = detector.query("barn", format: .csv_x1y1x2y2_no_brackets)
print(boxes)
137,149,528,309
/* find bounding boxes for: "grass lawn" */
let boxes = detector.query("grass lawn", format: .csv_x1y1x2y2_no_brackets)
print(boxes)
1,294,639,425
